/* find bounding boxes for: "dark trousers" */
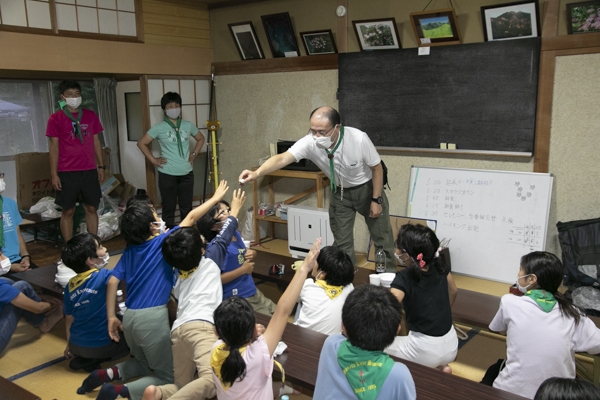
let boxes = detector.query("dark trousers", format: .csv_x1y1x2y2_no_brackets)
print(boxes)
158,171,194,228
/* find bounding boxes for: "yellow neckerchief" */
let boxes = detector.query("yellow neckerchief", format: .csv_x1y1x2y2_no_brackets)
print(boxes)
68,268,98,292
211,342,248,390
315,279,344,299
178,265,198,279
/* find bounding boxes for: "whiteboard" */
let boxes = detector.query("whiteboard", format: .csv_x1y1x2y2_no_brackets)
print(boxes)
407,166,553,283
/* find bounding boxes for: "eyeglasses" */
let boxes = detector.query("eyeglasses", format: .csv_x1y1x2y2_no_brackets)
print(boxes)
212,208,230,224
308,125,336,137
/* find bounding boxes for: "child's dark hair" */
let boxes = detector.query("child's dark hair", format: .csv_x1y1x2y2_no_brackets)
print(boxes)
160,92,182,110
58,80,81,95
126,189,153,209
197,200,230,243
213,297,256,387
162,227,203,271
316,246,354,286
534,377,600,400
396,223,447,282
521,251,583,324
61,233,102,274
342,285,403,351
120,203,156,245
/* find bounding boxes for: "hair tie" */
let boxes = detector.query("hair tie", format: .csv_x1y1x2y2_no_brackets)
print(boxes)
416,253,426,268
434,247,442,258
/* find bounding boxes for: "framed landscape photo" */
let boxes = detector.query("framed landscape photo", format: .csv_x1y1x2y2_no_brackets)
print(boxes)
261,12,300,57
409,8,461,46
567,1,600,34
300,30,337,55
481,1,540,41
352,18,401,51
228,21,264,60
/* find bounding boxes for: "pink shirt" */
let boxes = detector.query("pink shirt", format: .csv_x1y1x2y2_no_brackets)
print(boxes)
212,335,274,400
46,109,103,172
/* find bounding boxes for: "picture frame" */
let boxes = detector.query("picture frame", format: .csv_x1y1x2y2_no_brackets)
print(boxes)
352,18,401,50
260,12,300,58
299,29,338,55
228,21,264,60
566,1,600,34
409,8,461,46
481,1,540,41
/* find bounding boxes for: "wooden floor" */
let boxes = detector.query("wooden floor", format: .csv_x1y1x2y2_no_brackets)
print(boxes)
27,235,127,267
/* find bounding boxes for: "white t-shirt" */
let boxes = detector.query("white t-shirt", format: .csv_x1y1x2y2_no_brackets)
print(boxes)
295,279,354,335
287,126,381,188
490,294,600,399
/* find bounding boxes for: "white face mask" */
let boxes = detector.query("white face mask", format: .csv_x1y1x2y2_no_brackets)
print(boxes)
94,253,110,269
0,178,5,193
516,274,532,293
395,253,407,266
153,220,167,234
0,257,11,273
165,108,181,120
64,97,82,109
314,135,333,150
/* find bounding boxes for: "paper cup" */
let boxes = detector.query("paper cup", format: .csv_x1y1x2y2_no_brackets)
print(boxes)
243,240,251,248
369,274,381,286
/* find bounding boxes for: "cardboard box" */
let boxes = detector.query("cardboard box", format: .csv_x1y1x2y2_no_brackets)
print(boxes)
100,171,121,195
15,152,55,210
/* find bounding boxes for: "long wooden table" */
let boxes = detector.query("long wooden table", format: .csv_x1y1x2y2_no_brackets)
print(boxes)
0,376,41,400
256,313,526,399
11,263,64,299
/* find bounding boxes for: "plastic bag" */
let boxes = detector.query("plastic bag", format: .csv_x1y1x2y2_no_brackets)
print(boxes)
29,196,61,218
241,207,266,242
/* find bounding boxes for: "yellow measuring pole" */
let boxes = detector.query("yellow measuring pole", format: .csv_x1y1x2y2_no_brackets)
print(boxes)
206,120,220,191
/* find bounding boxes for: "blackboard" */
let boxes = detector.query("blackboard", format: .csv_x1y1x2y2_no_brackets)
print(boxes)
407,166,553,283
338,38,540,154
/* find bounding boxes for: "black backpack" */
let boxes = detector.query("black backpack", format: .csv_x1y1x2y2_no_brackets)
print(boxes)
557,217,600,288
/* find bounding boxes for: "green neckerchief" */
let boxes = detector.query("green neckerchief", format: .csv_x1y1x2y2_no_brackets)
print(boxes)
325,125,344,194
337,338,395,400
164,116,184,157
62,108,84,143
0,195,4,249
525,289,557,313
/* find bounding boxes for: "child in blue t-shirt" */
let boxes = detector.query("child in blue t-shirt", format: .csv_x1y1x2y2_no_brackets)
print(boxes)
61,233,129,371
77,181,229,400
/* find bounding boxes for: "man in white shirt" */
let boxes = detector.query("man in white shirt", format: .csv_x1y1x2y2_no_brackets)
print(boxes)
239,106,395,271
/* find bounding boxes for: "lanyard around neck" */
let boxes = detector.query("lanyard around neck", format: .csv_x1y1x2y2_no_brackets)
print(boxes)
326,125,344,194
62,108,83,143
164,116,184,157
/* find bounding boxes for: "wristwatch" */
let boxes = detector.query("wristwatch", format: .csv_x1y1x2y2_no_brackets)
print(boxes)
97,165,106,170
372,196,383,204
191,152,197,156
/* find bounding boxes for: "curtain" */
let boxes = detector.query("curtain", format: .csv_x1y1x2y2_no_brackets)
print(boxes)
93,78,120,173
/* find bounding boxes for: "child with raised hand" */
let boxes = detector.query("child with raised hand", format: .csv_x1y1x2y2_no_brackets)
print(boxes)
210,239,322,399
197,201,276,315
294,245,354,335
386,223,458,372
142,188,247,400
313,284,416,399
77,180,229,400
483,251,600,399
62,233,129,371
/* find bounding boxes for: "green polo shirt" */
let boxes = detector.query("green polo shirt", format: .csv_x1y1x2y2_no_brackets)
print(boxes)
147,120,201,176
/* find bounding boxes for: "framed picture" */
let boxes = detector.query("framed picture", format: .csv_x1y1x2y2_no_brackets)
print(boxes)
299,30,337,55
261,12,300,58
481,1,540,41
352,18,401,50
566,1,600,34
228,21,264,60
409,8,461,46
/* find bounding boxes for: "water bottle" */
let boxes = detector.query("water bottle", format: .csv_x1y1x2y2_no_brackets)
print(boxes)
375,246,386,273
281,396,290,400
116,290,124,303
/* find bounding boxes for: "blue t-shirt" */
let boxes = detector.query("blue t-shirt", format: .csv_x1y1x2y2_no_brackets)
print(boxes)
1,196,23,263
0,279,21,311
213,230,256,299
112,227,178,310
64,268,113,347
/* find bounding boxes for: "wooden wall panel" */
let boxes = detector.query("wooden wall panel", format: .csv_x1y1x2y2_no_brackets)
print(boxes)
142,0,210,48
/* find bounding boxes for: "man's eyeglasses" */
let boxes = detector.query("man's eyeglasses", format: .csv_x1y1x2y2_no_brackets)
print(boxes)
308,125,336,137
212,208,230,224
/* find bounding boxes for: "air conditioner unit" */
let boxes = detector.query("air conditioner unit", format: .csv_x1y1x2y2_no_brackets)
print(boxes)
287,205,334,258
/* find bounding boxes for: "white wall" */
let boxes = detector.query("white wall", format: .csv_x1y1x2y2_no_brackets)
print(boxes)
0,156,17,200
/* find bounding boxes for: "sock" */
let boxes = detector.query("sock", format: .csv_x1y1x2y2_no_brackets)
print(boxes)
96,384,130,400
77,367,120,394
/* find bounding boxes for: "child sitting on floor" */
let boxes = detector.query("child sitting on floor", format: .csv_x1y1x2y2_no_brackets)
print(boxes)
77,181,229,400
386,223,458,372
61,233,129,371
210,239,322,399
482,251,600,399
142,189,246,400
294,245,354,335
313,284,416,399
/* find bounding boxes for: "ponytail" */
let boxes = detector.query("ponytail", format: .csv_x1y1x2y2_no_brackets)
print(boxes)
554,291,583,325
397,224,447,282
220,346,247,387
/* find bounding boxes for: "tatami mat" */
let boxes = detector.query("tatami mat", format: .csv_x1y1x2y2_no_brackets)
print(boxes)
450,331,507,382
